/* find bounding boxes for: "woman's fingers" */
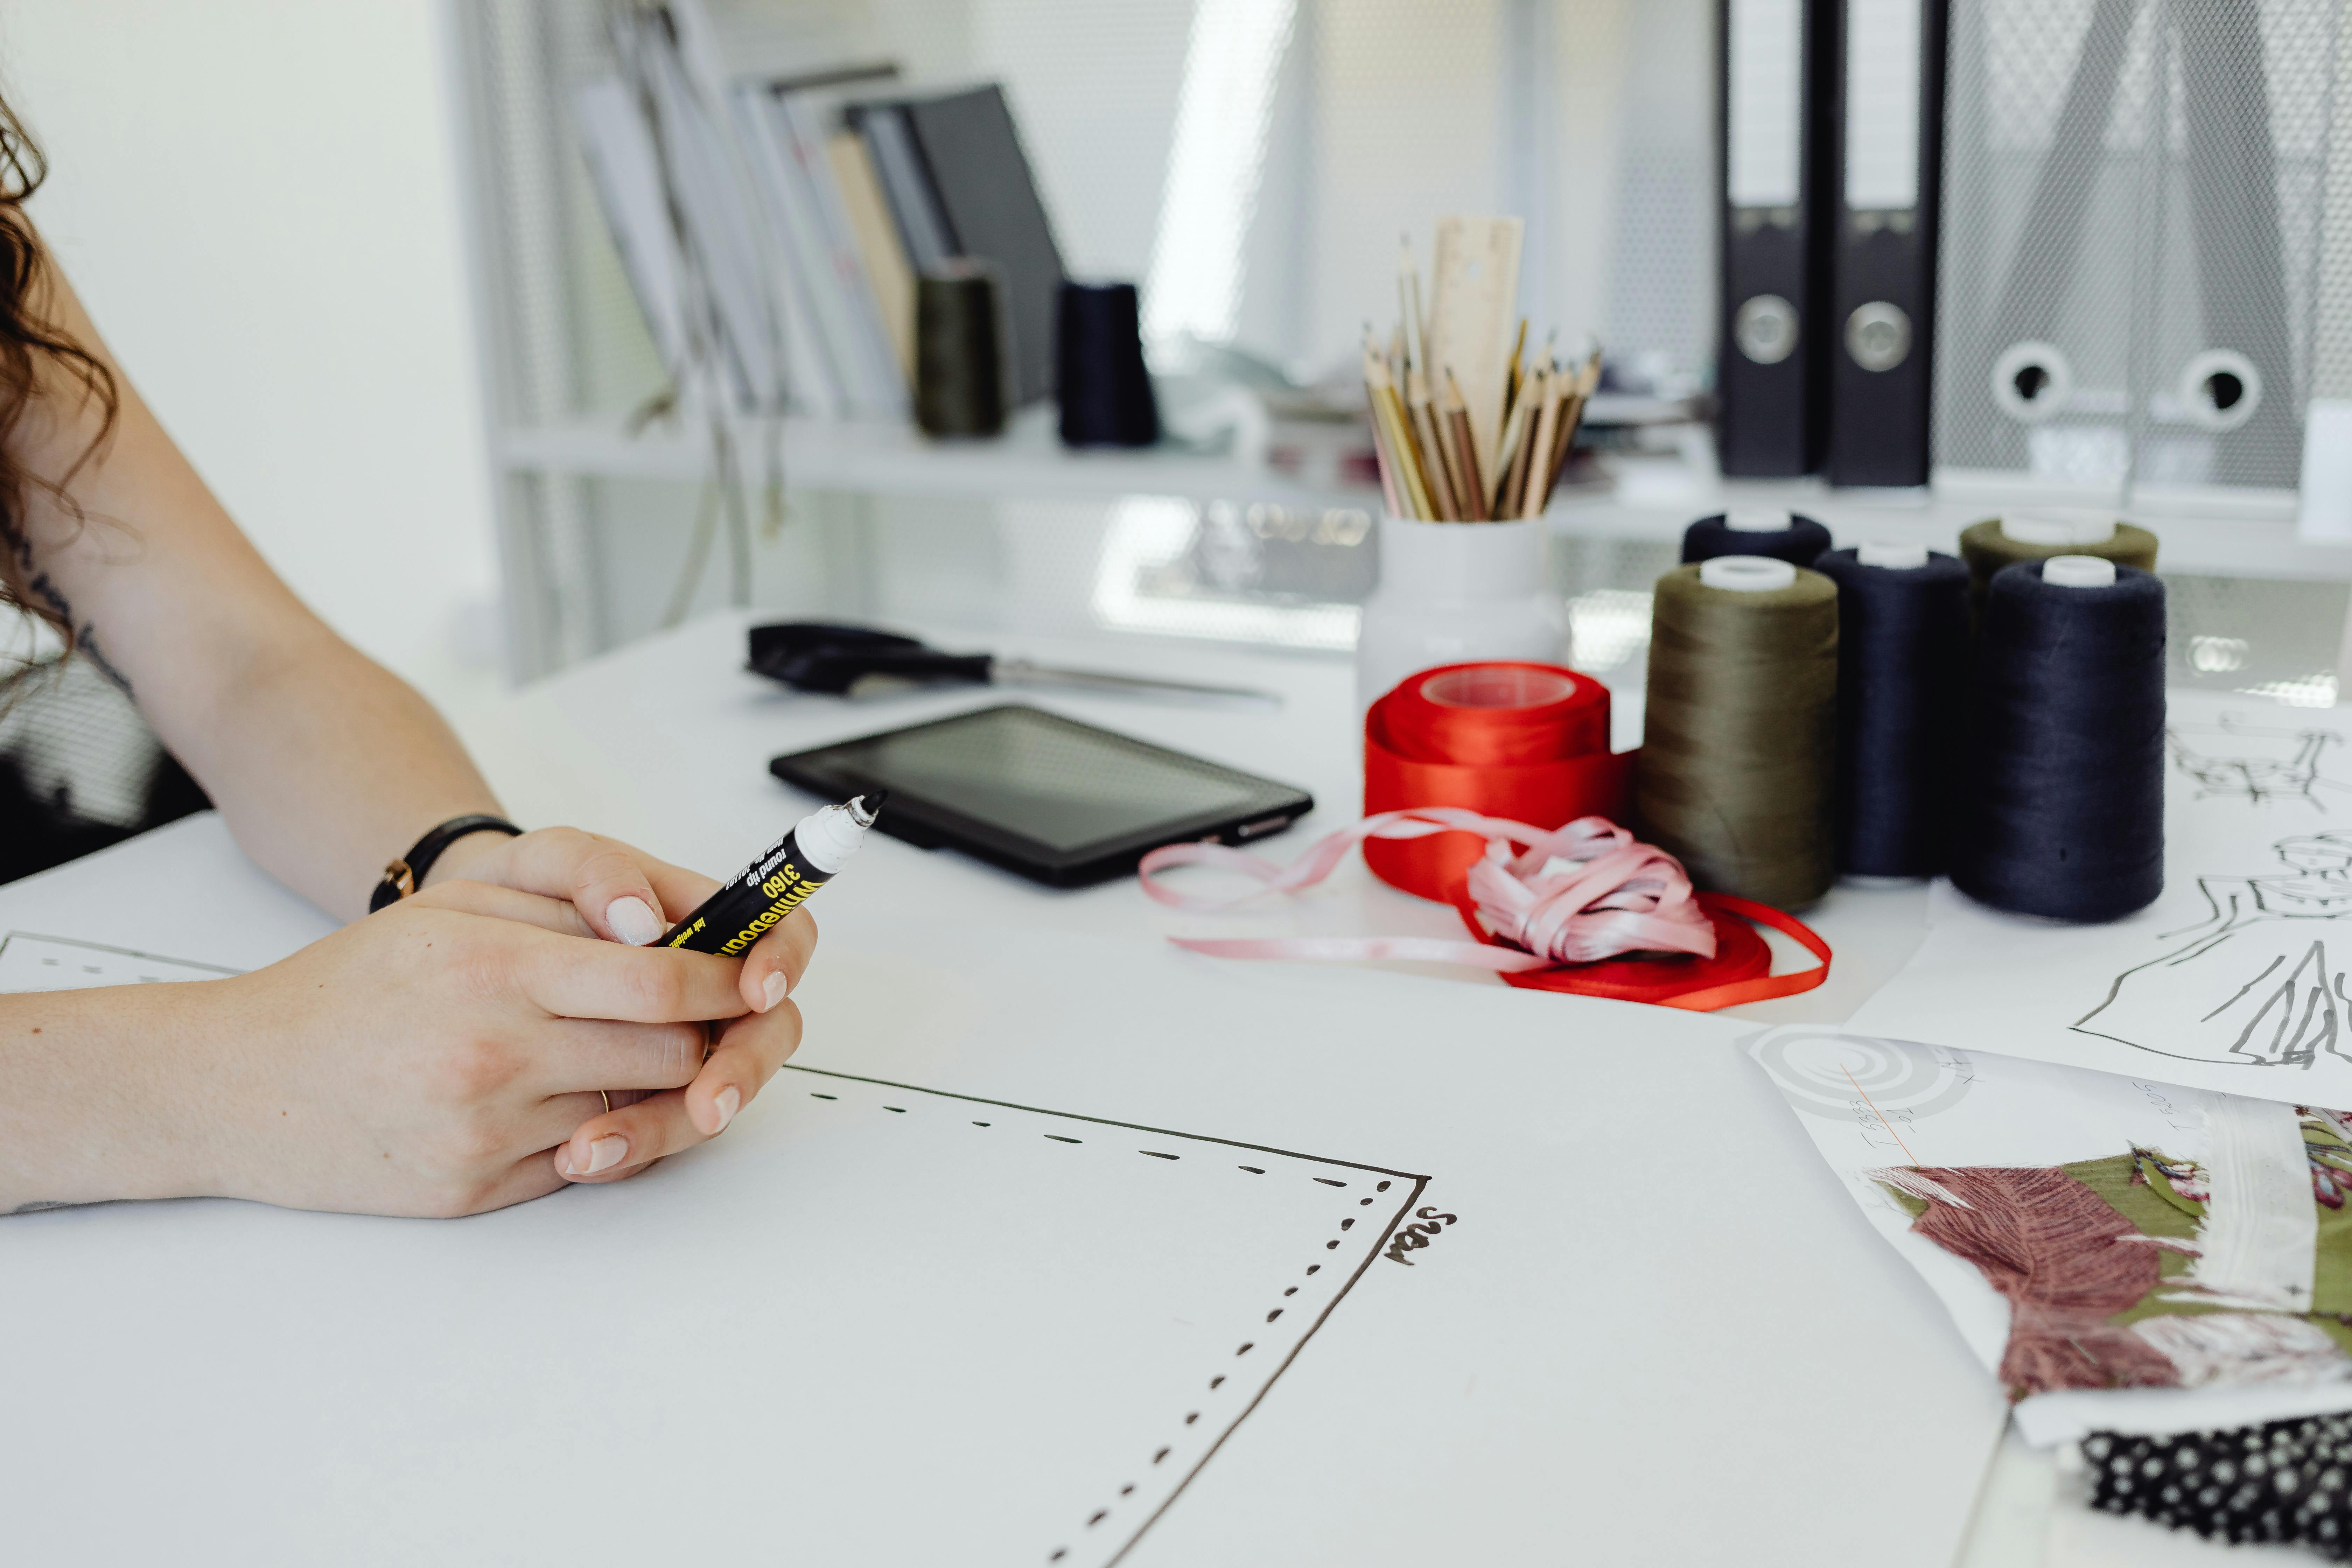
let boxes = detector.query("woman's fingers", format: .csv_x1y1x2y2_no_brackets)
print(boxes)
465,1149,576,1215
527,1018,708,1095
737,908,818,1014
405,879,597,938
552,1003,802,1182
552,1086,680,1181
514,924,748,1024
483,827,695,947
689,996,804,1131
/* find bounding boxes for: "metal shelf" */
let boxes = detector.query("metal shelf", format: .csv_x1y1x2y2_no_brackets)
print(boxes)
497,411,2352,583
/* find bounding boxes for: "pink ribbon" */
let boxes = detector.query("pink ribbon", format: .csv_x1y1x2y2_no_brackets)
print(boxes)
1138,810,1717,973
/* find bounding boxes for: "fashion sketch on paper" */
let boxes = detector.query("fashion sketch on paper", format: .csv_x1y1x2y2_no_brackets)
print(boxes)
2075,833,2352,1069
2168,716,2348,809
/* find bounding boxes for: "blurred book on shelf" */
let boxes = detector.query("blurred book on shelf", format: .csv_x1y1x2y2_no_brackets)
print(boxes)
570,18,1068,427
732,64,909,418
846,85,1068,408
825,131,916,385
575,19,800,415
571,77,689,384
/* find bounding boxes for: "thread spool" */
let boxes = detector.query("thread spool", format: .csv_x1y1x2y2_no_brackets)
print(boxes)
1813,543,1970,878
1679,507,1834,567
1055,281,1157,447
915,260,1012,437
1957,511,2157,622
1635,556,1839,910
1361,662,1628,901
1953,556,2165,922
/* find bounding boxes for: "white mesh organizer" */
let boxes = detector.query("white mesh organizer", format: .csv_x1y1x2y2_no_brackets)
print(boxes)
1933,0,2348,509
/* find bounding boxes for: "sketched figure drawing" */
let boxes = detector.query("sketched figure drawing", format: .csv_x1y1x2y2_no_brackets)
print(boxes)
2168,715,2348,808
2075,834,2352,1068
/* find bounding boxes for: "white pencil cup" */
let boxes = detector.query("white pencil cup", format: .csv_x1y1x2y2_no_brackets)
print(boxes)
1355,514,1569,711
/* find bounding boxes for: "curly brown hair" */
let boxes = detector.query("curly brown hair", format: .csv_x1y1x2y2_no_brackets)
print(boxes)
0,96,118,645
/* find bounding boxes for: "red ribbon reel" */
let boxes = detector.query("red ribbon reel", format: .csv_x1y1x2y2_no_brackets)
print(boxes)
1364,662,1627,901
1360,661,1829,1009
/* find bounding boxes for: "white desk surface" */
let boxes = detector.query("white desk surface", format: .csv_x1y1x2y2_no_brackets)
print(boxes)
0,612,2296,1565
460,611,1938,1030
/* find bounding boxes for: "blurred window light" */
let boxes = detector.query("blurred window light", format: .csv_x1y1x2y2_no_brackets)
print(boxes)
1567,589,1654,674
2238,674,2341,709
2187,635,2249,674
1143,0,1298,347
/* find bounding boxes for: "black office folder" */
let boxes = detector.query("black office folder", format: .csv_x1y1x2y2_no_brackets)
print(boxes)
1716,0,1836,477
1825,0,1948,488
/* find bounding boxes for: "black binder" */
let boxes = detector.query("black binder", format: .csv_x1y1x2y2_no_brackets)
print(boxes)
1825,0,1948,487
1716,0,1836,477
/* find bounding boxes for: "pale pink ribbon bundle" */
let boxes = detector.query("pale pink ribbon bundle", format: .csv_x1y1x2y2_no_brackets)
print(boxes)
1137,809,1717,973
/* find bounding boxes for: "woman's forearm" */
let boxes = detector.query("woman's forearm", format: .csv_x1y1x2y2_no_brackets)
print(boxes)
0,983,214,1212
178,623,505,922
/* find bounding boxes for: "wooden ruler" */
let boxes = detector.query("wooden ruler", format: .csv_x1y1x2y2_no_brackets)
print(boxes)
1424,216,1524,490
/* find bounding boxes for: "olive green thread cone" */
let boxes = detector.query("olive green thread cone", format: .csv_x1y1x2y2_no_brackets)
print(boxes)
1958,519,2157,625
1635,564,1839,910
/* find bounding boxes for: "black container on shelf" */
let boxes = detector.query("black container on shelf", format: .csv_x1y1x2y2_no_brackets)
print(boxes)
1055,280,1157,448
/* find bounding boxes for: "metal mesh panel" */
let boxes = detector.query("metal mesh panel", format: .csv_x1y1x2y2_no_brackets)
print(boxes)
1934,0,2345,496
0,653,209,886
1601,0,1716,396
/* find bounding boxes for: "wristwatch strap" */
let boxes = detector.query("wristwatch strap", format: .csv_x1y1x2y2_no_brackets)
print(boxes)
369,814,524,912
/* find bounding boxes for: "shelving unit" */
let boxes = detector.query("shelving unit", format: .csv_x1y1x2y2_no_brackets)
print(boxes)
450,0,2352,694
444,0,1729,681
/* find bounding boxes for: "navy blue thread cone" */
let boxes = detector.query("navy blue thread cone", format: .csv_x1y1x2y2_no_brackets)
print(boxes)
1055,281,1157,448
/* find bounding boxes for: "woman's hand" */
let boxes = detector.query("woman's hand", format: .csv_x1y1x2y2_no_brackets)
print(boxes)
423,827,818,1184
429,826,815,1013
0,876,806,1218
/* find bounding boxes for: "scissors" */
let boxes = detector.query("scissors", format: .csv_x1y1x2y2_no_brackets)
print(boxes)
746,623,1281,708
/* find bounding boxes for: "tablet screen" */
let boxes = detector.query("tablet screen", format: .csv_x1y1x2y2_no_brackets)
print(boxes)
779,706,1301,854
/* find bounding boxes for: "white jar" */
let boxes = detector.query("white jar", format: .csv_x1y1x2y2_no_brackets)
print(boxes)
1355,514,1570,710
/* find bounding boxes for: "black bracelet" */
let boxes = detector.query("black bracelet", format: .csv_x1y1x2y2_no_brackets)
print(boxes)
369,814,524,912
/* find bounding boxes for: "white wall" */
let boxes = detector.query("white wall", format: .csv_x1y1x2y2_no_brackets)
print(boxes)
0,1,499,698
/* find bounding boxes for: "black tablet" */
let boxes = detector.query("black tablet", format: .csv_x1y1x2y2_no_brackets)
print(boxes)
769,705,1313,887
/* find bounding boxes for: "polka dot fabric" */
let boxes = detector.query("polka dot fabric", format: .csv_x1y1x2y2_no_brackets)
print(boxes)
2086,1416,2352,1555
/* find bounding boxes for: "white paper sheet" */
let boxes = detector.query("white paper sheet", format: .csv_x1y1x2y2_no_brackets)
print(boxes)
1747,1024,2352,1445
1852,690,2352,1101
1,1049,1418,1566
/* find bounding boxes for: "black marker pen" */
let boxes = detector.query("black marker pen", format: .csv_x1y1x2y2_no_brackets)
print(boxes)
659,793,884,954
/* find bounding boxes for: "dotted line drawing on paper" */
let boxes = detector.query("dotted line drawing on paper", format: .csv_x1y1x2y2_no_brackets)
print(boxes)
779,1065,1429,1568
0,931,240,993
